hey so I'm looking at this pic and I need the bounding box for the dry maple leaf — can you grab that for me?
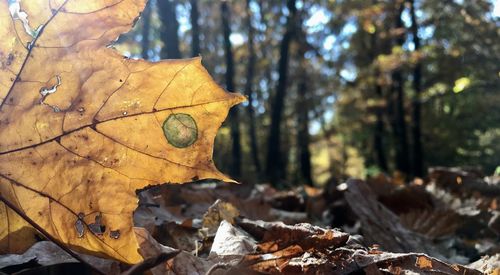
[0,0,244,264]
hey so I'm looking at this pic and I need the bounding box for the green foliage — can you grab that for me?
[117,0,500,182]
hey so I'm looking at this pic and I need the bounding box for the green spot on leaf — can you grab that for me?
[162,113,198,148]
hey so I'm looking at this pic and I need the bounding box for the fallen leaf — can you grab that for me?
[345,251,481,275]
[0,0,244,263]
[122,251,180,275]
[166,251,216,275]
[210,220,256,256]
[429,167,500,197]
[134,227,178,259]
[135,188,187,226]
[233,233,482,275]
[236,218,349,253]
[468,254,500,274]
[134,227,179,275]
[0,241,118,274]
[156,222,203,253]
[241,245,304,273]
[202,199,240,235]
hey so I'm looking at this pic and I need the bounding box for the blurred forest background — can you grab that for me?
[116,0,500,186]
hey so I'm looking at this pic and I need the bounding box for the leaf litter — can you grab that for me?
[2,168,499,274]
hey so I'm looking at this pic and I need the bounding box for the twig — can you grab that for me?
[121,251,180,275]
[0,193,105,275]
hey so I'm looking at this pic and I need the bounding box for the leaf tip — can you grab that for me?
[229,93,247,106]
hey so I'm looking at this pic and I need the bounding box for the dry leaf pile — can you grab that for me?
[2,173,499,274]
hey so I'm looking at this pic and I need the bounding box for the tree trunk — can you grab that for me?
[141,0,152,60]
[295,14,313,185]
[409,0,424,177]
[190,0,201,57]
[296,75,313,185]
[368,6,388,172]
[266,0,297,184]
[244,0,262,176]
[221,1,242,178]
[390,2,410,175]
[257,0,273,112]
[158,0,181,59]
[374,84,388,172]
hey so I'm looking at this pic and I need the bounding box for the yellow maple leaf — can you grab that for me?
[0,0,244,263]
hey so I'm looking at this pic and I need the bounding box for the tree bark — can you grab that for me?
[409,0,424,177]
[296,75,313,185]
[295,15,313,185]
[368,5,388,172]
[158,0,181,59]
[221,1,242,178]
[244,0,262,176]
[374,84,388,172]
[141,0,152,60]
[190,0,201,57]
[390,1,410,175]
[266,0,297,184]
[257,0,273,112]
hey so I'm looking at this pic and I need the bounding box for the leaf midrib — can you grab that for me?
[0,97,231,155]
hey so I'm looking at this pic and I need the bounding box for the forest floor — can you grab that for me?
[1,167,499,274]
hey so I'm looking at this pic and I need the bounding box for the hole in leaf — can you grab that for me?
[109,230,120,239]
